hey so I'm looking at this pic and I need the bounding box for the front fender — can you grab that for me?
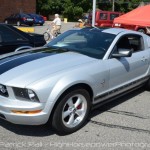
[48,73,97,104]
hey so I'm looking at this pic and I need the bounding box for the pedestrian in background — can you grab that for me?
[50,14,61,37]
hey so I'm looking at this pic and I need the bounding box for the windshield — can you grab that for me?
[46,28,116,59]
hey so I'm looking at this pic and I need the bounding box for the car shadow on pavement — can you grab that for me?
[0,87,146,136]
[88,87,150,135]
[0,120,55,136]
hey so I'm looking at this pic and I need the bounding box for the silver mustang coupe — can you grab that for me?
[0,27,150,135]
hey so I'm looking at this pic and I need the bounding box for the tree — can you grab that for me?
[36,0,63,16]
[36,0,146,21]
[97,0,146,12]
[63,0,92,21]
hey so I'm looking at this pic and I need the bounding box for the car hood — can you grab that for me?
[0,48,96,87]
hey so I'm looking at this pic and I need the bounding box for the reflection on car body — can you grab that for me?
[0,27,150,135]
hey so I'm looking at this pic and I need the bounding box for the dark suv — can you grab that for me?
[4,13,34,26]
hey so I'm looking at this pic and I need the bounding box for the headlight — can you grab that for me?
[0,84,9,97]
[13,87,39,102]
[27,89,39,102]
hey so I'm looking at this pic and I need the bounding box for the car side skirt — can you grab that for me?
[93,76,149,107]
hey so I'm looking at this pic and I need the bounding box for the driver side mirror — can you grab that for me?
[112,48,132,58]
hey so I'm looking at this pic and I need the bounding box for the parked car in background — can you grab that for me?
[28,14,45,26]
[87,10,123,27]
[4,13,34,26]
[0,27,150,135]
[0,24,46,55]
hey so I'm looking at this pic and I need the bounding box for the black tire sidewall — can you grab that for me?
[52,88,91,135]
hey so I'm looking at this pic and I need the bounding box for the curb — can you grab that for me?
[17,27,34,33]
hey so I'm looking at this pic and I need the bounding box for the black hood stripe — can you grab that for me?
[0,48,65,75]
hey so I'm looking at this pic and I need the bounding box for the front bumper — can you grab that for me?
[0,95,52,125]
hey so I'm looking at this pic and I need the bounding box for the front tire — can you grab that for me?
[52,88,91,135]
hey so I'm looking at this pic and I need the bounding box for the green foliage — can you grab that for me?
[36,0,92,21]
[36,0,148,20]
[97,0,147,12]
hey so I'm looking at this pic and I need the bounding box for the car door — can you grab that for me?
[108,34,149,92]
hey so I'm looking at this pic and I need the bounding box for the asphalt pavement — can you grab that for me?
[34,21,75,35]
[0,22,150,150]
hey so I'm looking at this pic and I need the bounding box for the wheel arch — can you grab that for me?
[48,83,94,124]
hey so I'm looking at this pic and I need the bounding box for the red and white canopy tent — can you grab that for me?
[114,5,150,27]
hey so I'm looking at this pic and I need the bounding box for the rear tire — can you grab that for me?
[43,32,50,41]
[52,88,91,135]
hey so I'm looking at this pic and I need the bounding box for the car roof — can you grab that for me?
[79,27,141,35]
[102,28,128,35]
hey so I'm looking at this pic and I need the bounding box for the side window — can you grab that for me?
[0,26,27,42]
[128,35,144,52]
[100,13,108,20]
[110,14,119,20]
[114,34,144,54]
